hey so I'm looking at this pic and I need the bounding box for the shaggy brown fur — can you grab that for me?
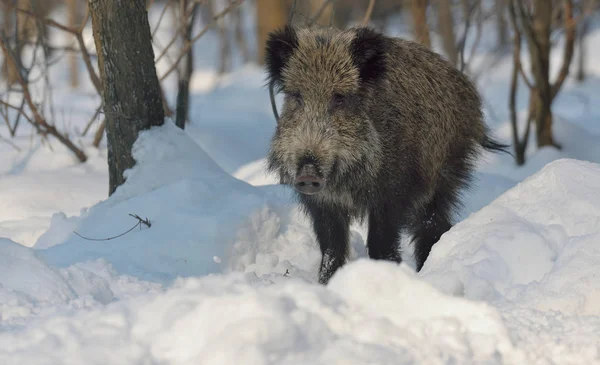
[265,25,508,284]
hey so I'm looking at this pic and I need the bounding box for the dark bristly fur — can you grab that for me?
[265,26,509,285]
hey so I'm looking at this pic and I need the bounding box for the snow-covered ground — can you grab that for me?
[1,3,600,364]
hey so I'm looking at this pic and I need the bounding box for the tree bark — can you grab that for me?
[67,0,79,88]
[409,0,431,47]
[531,0,553,148]
[175,0,198,129]
[233,0,249,63]
[307,0,334,26]
[1,1,13,82]
[575,0,590,82]
[217,13,230,75]
[255,0,287,65]
[90,0,165,195]
[508,5,527,166]
[495,0,508,49]
[435,0,458,65]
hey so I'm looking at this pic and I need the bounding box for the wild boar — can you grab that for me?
[264,25,508,284]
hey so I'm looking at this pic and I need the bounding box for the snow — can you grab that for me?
[2,4,600,364]
[5,135,600,364]
[37,122,272,283]
[0,259,524,365]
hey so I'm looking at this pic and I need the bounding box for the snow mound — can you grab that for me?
[0,260,518,365]
[422,159,600,311]
[225,204,368,283]
[421,159,600,363]
[36,122,273,284]
[3,132,600,363]
[233,158,279,186]
[0,238,160,326]
[0,144,107,247]
[0,238,78,322]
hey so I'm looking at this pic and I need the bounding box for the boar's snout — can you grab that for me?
[294,163,325,195]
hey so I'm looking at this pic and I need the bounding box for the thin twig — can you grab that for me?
[154,16,186,63]
[514,0,541,60]
[159,0,244,82]
[362,0,376,25]
[77,3,90,33]
[93,118,106,147]
[517,59,534,89]
[307,0,336,26]
[458,1,477,73]
[153,0,205,66]
[14,41,84,54]
[551,0,575,99]
[73,214,152,241]
[507,1,534,89]
[130,213,151,228]
[0,133,21,151]
[0,96,26,136]
[152,0,175,38]
[464,2,483,73]
[289,0,298,23]
[14,7,75,34]
[509,3,523,163]
[0,34,88,162]
[82,103,103,136]
[76,32,102,93]
[0,100,37,127]
[11,5,102,94]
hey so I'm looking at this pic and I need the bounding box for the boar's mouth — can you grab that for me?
[293,162,326,195]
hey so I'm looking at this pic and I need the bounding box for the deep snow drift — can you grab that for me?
[2,123,600,364]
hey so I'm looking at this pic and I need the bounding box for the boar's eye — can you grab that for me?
[331,93,346,110]
[288,92,304,109]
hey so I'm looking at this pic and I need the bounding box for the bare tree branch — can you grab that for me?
[152,0,176,38]
[307,0,336,26]
[159,0,244,82]
[0,34,87,162]
[551,0,575,99]
[458,0,477,72]
[289,0,299,23]
[82,103,103,136]
[362,0,376,25]
[11,5,102,94]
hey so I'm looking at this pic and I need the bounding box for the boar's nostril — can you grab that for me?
[294,175,325,195]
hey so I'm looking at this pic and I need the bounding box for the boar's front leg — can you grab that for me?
[366,204,403,263]
[303,201,350,284]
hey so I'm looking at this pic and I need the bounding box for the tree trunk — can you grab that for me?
[90,0,165,196]
[576,10,589,82]
[508,10,528,166]
[531,0,554,148]
[175,0,198,129]
[67,0,79,88]
[536,101,555,147]
[409,0,431,47]
[217,15,230,75]
[255,0,287,65]
[495,0,508,49]
[435,0,457,65]
[233,1,249,63]
[1,1,13,82]
[307,0,334,26]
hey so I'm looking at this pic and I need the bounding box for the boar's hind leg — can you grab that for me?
[366,204,403,263]
[411,189,454,272]
[305,203,350,285]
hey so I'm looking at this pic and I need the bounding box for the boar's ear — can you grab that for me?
[350,27,387,86]
[265,25,299,90]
